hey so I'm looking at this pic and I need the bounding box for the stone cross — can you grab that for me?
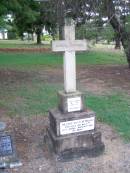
[52,19,87,93]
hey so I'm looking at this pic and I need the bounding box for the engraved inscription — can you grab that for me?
[60,117,95,135]
[67,97,81,112]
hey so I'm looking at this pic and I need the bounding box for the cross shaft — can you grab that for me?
[52,19,87,93]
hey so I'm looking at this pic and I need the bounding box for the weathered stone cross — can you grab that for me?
[52,19,87,93]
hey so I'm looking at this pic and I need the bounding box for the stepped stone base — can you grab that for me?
[45,109,104,161]
[46,129,104,161]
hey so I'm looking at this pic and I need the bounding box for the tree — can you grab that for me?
[103,0,130,68]
[0,0,56,44]
[56,0,130,68]
[101,24,114,44]
[12,0,40,42]
[13,0,57,44]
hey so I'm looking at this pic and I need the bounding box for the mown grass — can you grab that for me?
[0,49,129,140]
[0,52,62,69]
[0,82,60,116]
[0,79,130,140]
[0,50,127,70]
[77,51,126,65]
[0,40,50,48]
[86,93,130,141]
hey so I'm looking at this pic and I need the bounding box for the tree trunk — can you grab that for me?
[59,26,64,40]
[36,27,42,44]
[31,33,34,41]
[57,0,65,40]
[51,31,56,40]
[104,0,130,68]
[37,32,41,44]
[115,33,121,49]
[124,45,130,68]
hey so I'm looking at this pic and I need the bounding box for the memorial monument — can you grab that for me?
[46,18,104,161]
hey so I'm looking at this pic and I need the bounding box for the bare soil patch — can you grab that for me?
[1,65,130,93]
[1,115,130,173]
[77,65,130,94]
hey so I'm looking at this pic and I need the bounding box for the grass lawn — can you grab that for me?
[0,40,50,48]
[0,50,127,69]
[86,93,130,141]
[0,49,130,140]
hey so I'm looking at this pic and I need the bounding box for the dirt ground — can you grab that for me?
[0,64,130,173]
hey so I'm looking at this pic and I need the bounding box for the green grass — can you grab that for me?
[0,40,50,48]
[0,78,130,140]
[0,49,129,141]
[0,50,127,70]
[86,93,130,141]
[0,82,61,116]
[77,51,126,65]
[0,52,63,69]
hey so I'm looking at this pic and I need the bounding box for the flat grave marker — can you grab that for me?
[0,135,13,157]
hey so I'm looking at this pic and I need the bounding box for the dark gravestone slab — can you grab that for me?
[0,133,22,169]
[0,123,22,170]
[0,135,13,157]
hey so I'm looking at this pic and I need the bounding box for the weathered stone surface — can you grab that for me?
[52,19,87,93]
[58,90,85,113]
[46,109,104,161]
[47,18,104,162]
[46,127,104,161]
[49,109,95,137]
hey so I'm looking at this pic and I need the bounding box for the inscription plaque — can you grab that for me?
[0,135,13,156]
[67,97,81,112]
[60,117,95,135]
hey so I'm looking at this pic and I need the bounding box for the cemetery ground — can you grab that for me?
[0,47,130,172]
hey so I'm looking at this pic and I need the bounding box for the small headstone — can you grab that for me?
[0,123,22,170]
[0,135,13,157]
[0,132,17,167]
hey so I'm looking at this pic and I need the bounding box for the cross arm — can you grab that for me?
[52,40,87,52]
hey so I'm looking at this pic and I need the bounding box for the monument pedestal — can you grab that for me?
[46,19,104,161]
[58,90,85,113]
[46,91,104,161]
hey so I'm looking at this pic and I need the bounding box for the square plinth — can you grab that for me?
[58,91,85,113]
